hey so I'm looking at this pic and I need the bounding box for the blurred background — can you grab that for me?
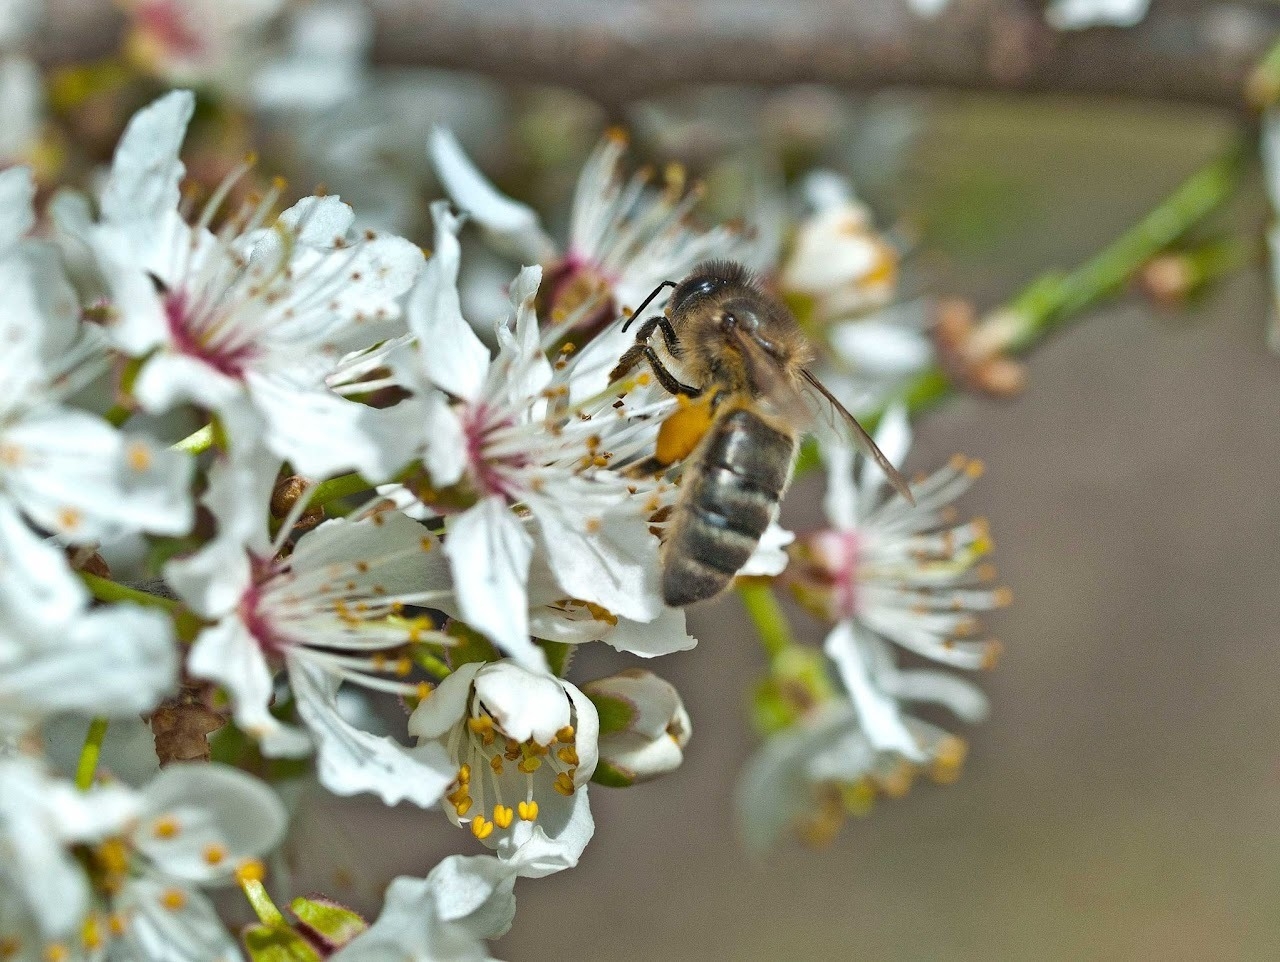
[19,0,1280,958]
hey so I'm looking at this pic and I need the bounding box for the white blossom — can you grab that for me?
[85,90,423,479]
[165,447,456,804]
[784,407,1003,763]
[376,202,678,668]
[122,0,286,91]
[409,660,597,864]
[1046,0,1150,29]
[582,669,690,785]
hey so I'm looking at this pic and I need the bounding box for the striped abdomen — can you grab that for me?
[662,407,797,606]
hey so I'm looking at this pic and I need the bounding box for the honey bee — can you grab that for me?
[609,260,913,607]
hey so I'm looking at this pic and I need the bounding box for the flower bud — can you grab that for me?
[583,670,691,787]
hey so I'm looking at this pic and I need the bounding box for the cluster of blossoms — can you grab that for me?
[1,79,1006,958]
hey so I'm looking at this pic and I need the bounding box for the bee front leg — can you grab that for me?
[614,344,702,398]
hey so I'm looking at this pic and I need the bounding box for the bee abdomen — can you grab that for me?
[662,408,796,607]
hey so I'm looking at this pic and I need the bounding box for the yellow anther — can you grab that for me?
[555,725,575,743]
[454,795,473,817]
[108,914,127,936]
[234,859,265,884]
[517,800,539,821]
[948,453,966,471]
[95,838,129,875]
[57,507,82,532]
[202,843,226,866]
[556,746,579,766]
[553,772,575,796]
[490,754,504,775]
[152,815,179,839]
[994,586,1014,607]
[468,716,495,737]
[160,888,187,912]
[43,944,69,962]
[394,656,412,677]
[81,916,103,950]
[878,763,914,799]
[371,652,387,670]
[416,682,433,701]
[125,440,152,472]
[420,536,434,551]
[965,458,985,479]
[585,516,602,533]
[0,938,19,960]
[492,805,514,829]
[457,763,472,783]
[931,736,969,784]
[470,816,494,840]
[981,640,1005,671]
[839,779,876,816]
[517,756,542,774]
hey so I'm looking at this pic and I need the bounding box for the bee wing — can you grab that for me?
[797,368,915,505]
[726,326,915,505]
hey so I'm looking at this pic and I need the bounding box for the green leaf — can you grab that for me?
[587,691,635,737]
[242,925,322,962]
[590,760,636,788]
[290,896,368,950]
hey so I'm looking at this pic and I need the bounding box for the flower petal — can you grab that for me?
[289,656,456,807]
[113,874,243,962]
[407,661,482,741]
[495,787,593,879]
[824,621,922,761]
[100,90,193,235]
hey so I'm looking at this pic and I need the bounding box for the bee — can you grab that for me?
[609,260,913,607]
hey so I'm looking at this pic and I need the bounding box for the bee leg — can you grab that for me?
[638,346,702,398]
[631,315,683,358]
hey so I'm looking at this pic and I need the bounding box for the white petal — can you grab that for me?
[135,763,287,883]
[289,656,456,807]
[820,440,858,529]
[133,351,245,413]
[471,662,571,746]
[100,91,193,233]
[828,316,933,376]
[249,375,419,482]
[164,534,253,619]
[113,875,243,962]
[495,787,593,879]
[824,622,921,761]
[187,617,311,757]
[1046,0,1150,29]
[0,501,87,634]
[885,668,990,722]
[407,661,482,741]
[408,202,491,400]
[531,495,663,624]
[0,164,34,255]
[0,605,177,728]
[600,606,696,658]
[421,391,468,487]
[562,680,599,785]
[429,127,555,263]
[738,521,794,577]
[443,498,544,671]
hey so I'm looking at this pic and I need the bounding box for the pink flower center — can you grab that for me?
[238,557,292,658]
[164,289,257,379]
[135,0,206,59]
[793,529,862,621]
[461,403,529,501]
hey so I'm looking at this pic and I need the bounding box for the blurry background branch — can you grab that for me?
[39,0,1280,112]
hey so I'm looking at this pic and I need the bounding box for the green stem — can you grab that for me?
[309,471,374,511]
[79,572,182,613]
[412,648,454,679]
[74,717,109,790]
[103,404,132,428]
[998,143,1246,353]
[736,579,797,660]
[240,877,286,927]
[172,424,214,455]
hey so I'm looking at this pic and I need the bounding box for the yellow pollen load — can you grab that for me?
[655,392,716,466]
[160,889,186,912]
[152,815,180,839]
[517,800,539,821]
[203,843,226,866]
[125,440,152,472]
[553,772,575,796]
[470,816,494,840]
[235,859,265,883]
[492,805,514,829]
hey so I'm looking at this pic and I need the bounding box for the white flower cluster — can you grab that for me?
[1,85,1002,958]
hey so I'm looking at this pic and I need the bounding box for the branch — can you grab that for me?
[36,1,1280,111]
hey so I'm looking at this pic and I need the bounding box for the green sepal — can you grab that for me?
[536,639,573,677]
[590,760,636,788]
[587,691,635,738]
[446,621,499,668]
[242,924,323,962]
[290,896,368,950]
[751,646,836,736]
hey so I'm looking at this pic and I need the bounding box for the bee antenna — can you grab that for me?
[621,280,678,333]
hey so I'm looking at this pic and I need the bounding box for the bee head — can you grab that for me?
[668,260,752,316]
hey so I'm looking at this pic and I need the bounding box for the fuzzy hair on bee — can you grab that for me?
[610,260,913,608]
